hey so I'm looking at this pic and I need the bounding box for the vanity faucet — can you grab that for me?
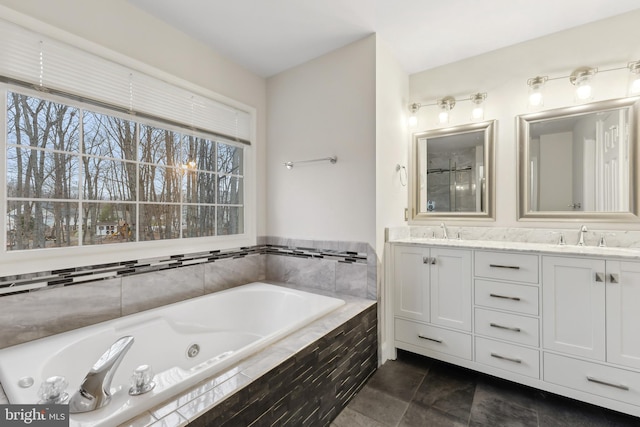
[440,222,448,240]
[69,336,134,414]
[577,225,588,246]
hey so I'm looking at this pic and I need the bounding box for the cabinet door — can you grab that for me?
[542,256,605,360]
[606,260,640,370]
[430,248,472,331]
[394,245,430,322]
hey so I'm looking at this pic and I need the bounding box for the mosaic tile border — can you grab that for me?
[0,244,368,297]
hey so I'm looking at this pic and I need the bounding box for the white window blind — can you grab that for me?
[0,18,251,144]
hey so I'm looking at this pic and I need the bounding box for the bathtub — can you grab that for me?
[0,282,345,426]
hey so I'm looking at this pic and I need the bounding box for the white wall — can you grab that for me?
[409,9,640,230]
[266,35,377,248]
[375,38,409,254]
[0,0,268,236]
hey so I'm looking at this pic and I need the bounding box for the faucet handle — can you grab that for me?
[129,364,156,396]
[38,376,69,404]
[599,234,607,248]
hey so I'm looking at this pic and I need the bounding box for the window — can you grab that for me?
[6,90,244,250]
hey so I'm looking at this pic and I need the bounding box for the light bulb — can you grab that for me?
[575,82,592,100]
[470,93,486,121]
[437,96,455,125]
[472,106,484,120]
[527,76,546,107]
[529,92,543,106]
[570,67,595,102]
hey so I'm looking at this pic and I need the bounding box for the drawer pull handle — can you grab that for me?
[586,376,629,391]
[490,352,522,364]
[490,322,521,332]
[489,293,521,301]
[489,264,520,270]
[417,334,442,344]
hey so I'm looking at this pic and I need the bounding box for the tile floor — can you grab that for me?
[331,350,640,427]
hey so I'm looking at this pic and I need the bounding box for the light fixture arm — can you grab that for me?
[438,96,456,110]
[569,66,597,86]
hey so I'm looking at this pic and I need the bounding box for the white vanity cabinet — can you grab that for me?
[542,256,640,369]
[389,241,640,417]
[472,251,541,379]
[393,245,472,360]
[541,255,640,412]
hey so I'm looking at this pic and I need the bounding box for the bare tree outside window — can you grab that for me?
[5,90,245,251]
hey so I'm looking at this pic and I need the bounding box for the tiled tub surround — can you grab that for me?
[0,283,347,426]
[0,237,376,349]
[0,289,376,427]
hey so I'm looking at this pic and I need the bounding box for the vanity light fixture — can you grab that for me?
[408,102,420,127]
[629,60,640,94]
[527,76,547,107]
[570,66,596,101]
[407,93,487,126]
[438,96,456,124]
[470,92,487,120]
[527,59,640,106]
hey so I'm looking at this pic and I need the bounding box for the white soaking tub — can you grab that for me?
[0,282,345,426]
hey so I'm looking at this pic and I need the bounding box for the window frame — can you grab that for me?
[1,84,255,277]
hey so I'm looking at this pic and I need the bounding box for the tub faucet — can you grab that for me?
[69,336,134,414]
[440,222,448,240]
[577,225,588,246]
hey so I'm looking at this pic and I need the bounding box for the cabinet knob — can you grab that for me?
[595,273,605,283]
[422,256,430,264]
[609,274,619,284]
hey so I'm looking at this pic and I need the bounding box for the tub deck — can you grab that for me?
[0,282,376,427]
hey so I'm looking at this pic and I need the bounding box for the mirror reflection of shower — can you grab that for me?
[426,159,478,212]
[414,122,494,218]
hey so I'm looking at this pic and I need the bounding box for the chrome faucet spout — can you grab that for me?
[440,222,448,240]
[578,225,588,246]
[69,336,134,414]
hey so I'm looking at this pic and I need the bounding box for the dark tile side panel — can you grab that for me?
[190,304,378,427]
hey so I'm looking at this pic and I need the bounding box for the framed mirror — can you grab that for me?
[409,120,496,221]
[517,97,640,221]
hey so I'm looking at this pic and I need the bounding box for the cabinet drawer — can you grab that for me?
[475,337,540,378]
[475,251,539,284]
[395,317,472,360]
[474,308,539,347]
[475,279,539,315]
[544,352,640,407]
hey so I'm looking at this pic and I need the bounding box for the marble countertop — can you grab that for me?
[389,237,640,260]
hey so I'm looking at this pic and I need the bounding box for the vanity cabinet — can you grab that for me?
[542,256,606,360]
[472,251,541,379]
[543,256,640,369]
[390,242,640,417]
[394,245,472,331]
[393,245,472,360]
[541,256,640,412]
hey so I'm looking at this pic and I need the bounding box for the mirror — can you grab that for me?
[410,120,496,221]
[517,97,640,221]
